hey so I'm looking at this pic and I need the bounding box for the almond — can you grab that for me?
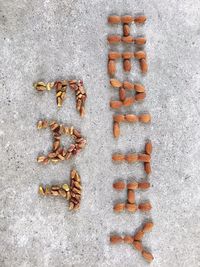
[121,36,134,43]
[119,88,126,101]
[145,141,152,155]
[121,15,133,23]
[114,203,125,213]
[110,100,123,109]
[110,78,122,88]
[122,52,134,59]
[125,114,138,122]
[134,37,147,45]
[127,190,135,204]
[134,83,145,93]
[140,59,148,73]
[123,59,131,72]
[107,35,121,44]
[127,182,138,190]
[134,51,146,59]
[134,230,144,241]
[123,97,135,107]
[123,81,135,90]
[113,181,126,190]
[144,162,151,175]
[108,60,116,76]
[113,114,125,123]
[123,24,130,36]
[142,250,154,263]
[110,235,123,244]
[125,203,137,213]
[139,113,151,123]
[112,153,125,161]
[138,182,150,190]
[108,15,121,24]
[138,202,152,212]
[125,153,138,163]
[124,235,134,244]
[135,92,146,101]
[134,15,147,24]
[138,153,151,162]
[143,222,154,233]
[108,51,121,60]
[133,241,143,251]
[113,122,120,138]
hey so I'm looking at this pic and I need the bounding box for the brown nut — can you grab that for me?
[135,92,146,101]
[108,51,121,60]
[110,100,123,109]
[122,36,134,43]
[108,60,116,76]
[110,78,122,88]
[113,122,120,138]
[125,114,138,122]
[138,153,151,162]
[142,250,154,263]
[134,83,145,93]
[139,114,151,123]
[134,51,146,59]
[113,181,126,190]
[112,154,125,162]
[134,15,147,24]
[121,15,133,23]
[127,190,135,204]
[123,97,135,107]
[123,81,135,90]
[138,202,152,212]
[133,241,143,251]
[145,141,152,155]
[110,235,123,244]
[138,182,150,190]
[134,230,144,241]
[123,59,131,72]
[140,59,148,73]
[113,114,125,123]
[124,235,134,244]
[119,88,126,101]
[125,203,137,213]
[134,37,147,45]
[122,52,134,59]
[143,222,154,233]
[107,35,121,44]
[125,154,138,163]
[123,24,130,36]
[127,182,138,190]
[144,162,151,175]
[108,15,121,24]
[114,203,125,213]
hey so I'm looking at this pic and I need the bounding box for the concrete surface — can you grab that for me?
[1,0,200,266]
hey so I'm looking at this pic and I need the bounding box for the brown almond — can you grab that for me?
[142,250,154,263]
[139,113,151,123]
[133,241,143,251]
[108,15,121,24]
[124,235,134,244]
[123,24,130,36]
[113,181,126,190]
[140,59,148,73]
[125,114,138,122]
[135,92,146,101]
[138,202,152,212]
[134,83,145,93]
[134,37,147,45]
[127,182,138,190]
[110,235,123,244]
[119,88,126,101]
[123,97,135,107]
[144,162,151,175]
[123,59,131,72]
[107,35,121,44]
[138,182,150,190]
[123,81,135,90]
[122,36,134,43]
[113,122,120,138]
[127,190,135,204]
[145,141,152,155]
[114,203,125,213]
[122,52,134,59]
[134,15,147,24]
[121,15,133,23]
[125,153,138,163]
[143,222,154,233]
[110,100,123,109]
[112,153,125,161]
[108,60,116,76]
[134,230,144,241]
[125,203,137,213]
[58,189,67,198]
[138,153,151,162]
[108,51,121,59]
[113,114,125,123]
[134,51,146,59]
[110,79,122,88]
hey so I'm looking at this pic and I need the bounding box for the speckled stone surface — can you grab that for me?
[1,0,200,266]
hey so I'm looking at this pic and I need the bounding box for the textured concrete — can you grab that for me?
[1,0,200,266]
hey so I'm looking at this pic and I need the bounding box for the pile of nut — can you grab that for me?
[34,80,87,117]
[37,120,86,164]
[108,14,153,263]
[112,141,152,175]
[110,78,146,108]
[110,221,154,263]
[38,169,82,211]
[113,113,151,138]
[108,51,148,75]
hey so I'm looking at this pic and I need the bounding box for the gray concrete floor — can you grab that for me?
[1,0,200,266]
